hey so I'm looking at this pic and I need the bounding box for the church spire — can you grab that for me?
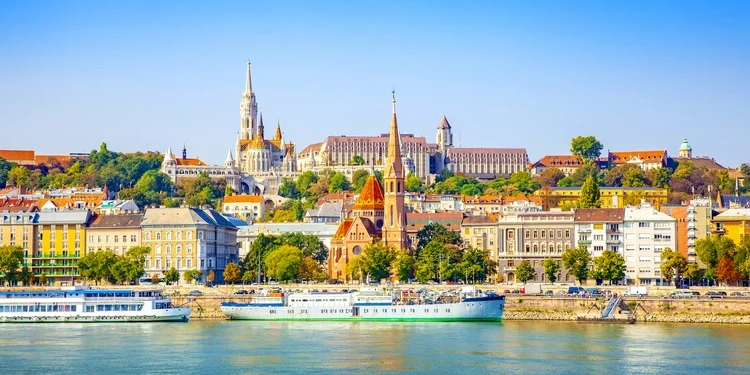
[384,88,403,178]
[258,113,265,139]
[274,121,282,140]
[382,88,408,250]
[245,60,252,93]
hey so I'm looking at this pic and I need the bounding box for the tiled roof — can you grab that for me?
[573,208,625,222]
[462,215,496,225]
[447,147,527,155]
[406,212,463,226]
[174,158,207,166]
[34,155,74,165]
[438,115,451,130]
[671,157,725,170]
[462,195,501,204]
[532,155,584,168]
[358,217,380,237]
[503,193,542,204]
[0,150,35,162]
[609,150,666,164]
[299,142,323,156]
[89,213,143,228]
[352,176,384,211]
[332,218,354,241]
[223,195,264,204]
[325,134,429,146]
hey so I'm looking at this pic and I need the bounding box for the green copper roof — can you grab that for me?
[679,138,691,150]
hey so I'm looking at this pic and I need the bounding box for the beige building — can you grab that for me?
[86,214,143,256]
[496,212,574,284]
[461,215,499,257]
[140,208,239,283]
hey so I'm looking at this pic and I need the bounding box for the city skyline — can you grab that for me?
[1,1,749,166]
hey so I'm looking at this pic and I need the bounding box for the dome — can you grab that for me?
[679,138,691,151]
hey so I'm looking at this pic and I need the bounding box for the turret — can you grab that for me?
[225,149,235,168]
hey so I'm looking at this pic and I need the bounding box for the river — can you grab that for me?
[1,321,748,374]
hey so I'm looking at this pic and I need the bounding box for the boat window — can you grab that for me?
[40,305,46,312]
[71,306,77,312]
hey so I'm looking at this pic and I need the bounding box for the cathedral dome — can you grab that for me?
[353,175,384,210]
[679,138,691,151]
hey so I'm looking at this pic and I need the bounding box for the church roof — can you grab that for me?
[299,142,323,156]
[174,158,207,166]
[679,138,691,151]
[352,176,384,210]
[438,115,451,130]
[274,124,282,140]
[332,218,353,241]
[608,150,667,164]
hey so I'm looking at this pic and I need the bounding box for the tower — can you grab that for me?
[225,149,235,168]
[679,138,692,158]
[382,90,408,250]
[240,60,258,141]
[436,115,453,153]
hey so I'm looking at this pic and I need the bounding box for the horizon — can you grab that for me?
[1,1,749,167]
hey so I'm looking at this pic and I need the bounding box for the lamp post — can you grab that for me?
[439,254,443,285]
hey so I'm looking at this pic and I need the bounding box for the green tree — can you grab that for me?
[568,163,603,187]
[164,267,180,285]
[0,245,24,286]
[345,256,365,282]
[206,269,215,286]
[405,172,423,193]
[224,262,241,284]
[350,155,366,165]
[39,272,48,286]
[684,263,704,284]
[646,167,671,189]
[77,251,117,285]
[414,241,445,283]
[570,136,604,161]
[393,250,415,283]
[591,250,626,285]
[660,247,688,287]
[89,142,118,168]
[297,256,321,281]
[328,172,350,193]
[151,273,161,284]
[557,176,574,187]
[696,236,737,274]
[184,269,202,284]
[361,243,397,282]
[242,270,255,284]
[277,232,329,265]
[543,258,560,284]
[296,171,318,197]
[264,245,304,282]
[535,168,566,187]
[622,168,648,187]
[0,157,17,188]
[278,178,300,199]
[6,166,31,188]
[562,246,591,285]
[182,172,223,207]
[415,222,462,253]
[515,260,536,284]
[579,174,601,208]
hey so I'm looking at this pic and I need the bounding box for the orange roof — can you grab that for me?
[503,193,542,205]
[299,142,323,156]
[353,176,384,210]
[174,158,207,166]
[461,195,501,204]
[223,195,263,203]
[532,155,583,168]
[609,151,666,164]
[34,155,73,164]
[332,218,354,240]
[0,150,35,162]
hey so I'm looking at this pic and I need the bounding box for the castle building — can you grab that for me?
[298,115,528,181]
[328,93,410,281]
[161,61,297,196]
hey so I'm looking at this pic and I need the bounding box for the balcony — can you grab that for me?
[606,239,620,244]
[503,267,516,272]
[577,228,592,233]
[578,240,592,245]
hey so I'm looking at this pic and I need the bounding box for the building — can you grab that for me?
[660,198,713,263]
[461,195,503,215]
[405,212,463,248]
[86,214,143,256]
[0,150,87,166]
[95,200,140,215]
[607,150,668,171]
[670,138,726,171]
[0,212,39,285]
[299,115,528,181]
[711,208,750,245]
[237,222,338,261]
[529,155,586,176]
[160,146,242,193]
[575,203,677,285]
[461,214,498,252]
[404,193,461,213]
[538,187,668,209]
[35,211,91,286]
[222,195,265,221]
[0,150,36,165]
[328,93,409,280]
[622,203,676,285]
[140,207,239,283]
[496,211,574,284]
[501,193,543,213]
[304,202,344,223]
[717,194,750,210]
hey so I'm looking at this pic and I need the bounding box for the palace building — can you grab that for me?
[328,93,409,281]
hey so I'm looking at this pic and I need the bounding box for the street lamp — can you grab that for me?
[439,254,443,285]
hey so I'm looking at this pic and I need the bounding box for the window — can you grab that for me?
[508,260,515,267]
[166,245,171,254]
[639,246,650,252]
[97,235,102,243]
[533,230,538,239]
[525,231,530,239]
[556,230,562,239]
[654,234,671,241]
[639,256,651,262]
[187,258,192,268]
[156,245,162,254]
[131,235,137,242]
[114,235,118,243]
[624,222,634,228]
[146,232,151,240]
[541,230,546,239]
[626,245,635,251]
[638,234,650,240]
[166,232,172,240]
[594,235,603,241]
[156,232,161,240]
[187,244,192,254]
[654,222,671,229]
[638,222,650,228]
[594,246,604,251]
[565,230,570,239]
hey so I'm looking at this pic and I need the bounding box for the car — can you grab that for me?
[544,290,554,296]
[234,290,249,295]
[511,289,521,294]
[586,288,603,296]
[187,290,202,296]
[705,291,725,298]
[567,286,586,296]
[556,290,566,295]
[730,291,743,297]
[669,291,698,299]
[268,280,280,285]
[503,290,511,294]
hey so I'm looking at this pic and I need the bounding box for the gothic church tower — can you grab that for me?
[240,60,258,141]
[382,90,408,250]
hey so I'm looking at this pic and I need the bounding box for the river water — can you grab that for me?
[1,321,748,374]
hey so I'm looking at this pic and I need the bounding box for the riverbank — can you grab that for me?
[176,294,750,324]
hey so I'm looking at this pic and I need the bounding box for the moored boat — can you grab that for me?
[0,286,192,323]
[221,286,504,322]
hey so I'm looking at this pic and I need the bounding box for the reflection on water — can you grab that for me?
[1,321,749,374]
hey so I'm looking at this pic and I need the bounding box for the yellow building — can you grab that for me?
[140,208,239,283]
[86,214,143,255]
[537,187,668,209]
[0,212,38,272]
[34,211,90,285]
[711,208,750,244]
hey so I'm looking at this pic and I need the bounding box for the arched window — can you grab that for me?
[187,244,192,254]
[525,245,530,253]
[176,244,182,254]
[177,231,182,240]
[176,257,182,269]
[533,244,538,253]
[166,232,171,240]
[187,232,193,240]
[390,181,394,192]
[156,245,161,254]
[541,244,546,253]
[187,258,192,268]
[389,206,394,227]
[146,232,151,241]
[166,245,171,254]
[156,232,161,240]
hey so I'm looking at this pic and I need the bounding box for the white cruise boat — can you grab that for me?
[0,286,192,323]
[221,286,504,322]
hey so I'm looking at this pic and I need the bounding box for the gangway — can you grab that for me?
[600,295,622,319]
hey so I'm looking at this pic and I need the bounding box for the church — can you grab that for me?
[328,92,409,281]
[162,61,298,195]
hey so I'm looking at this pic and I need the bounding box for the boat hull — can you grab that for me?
[222,298,504,322]
[0,307,192,323]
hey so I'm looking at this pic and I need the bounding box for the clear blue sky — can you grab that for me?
[1,1,749,166]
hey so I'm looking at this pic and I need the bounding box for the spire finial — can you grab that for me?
[245,60,253,93]
[391,87,396,114]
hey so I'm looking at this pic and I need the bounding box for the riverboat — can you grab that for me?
[221,286,504,322]
[0,286,192,323]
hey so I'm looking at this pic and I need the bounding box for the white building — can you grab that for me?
[237,222,338,261]
[622,202,676,285]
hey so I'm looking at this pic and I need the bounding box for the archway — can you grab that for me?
[507,272,515,283]
[240,182,250,195]
[263,199,274,212]
[253,186,262,195]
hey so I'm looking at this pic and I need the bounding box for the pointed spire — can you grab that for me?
[182,143,187,160]
[164,147,174,161]
[225,149,234,163]
[258,113,265,139]
[274,121,282,140]
[384,88,403,178]
[438,115,451,129]
[244,60,252,93]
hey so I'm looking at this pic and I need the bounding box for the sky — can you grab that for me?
[1,1,749,166]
